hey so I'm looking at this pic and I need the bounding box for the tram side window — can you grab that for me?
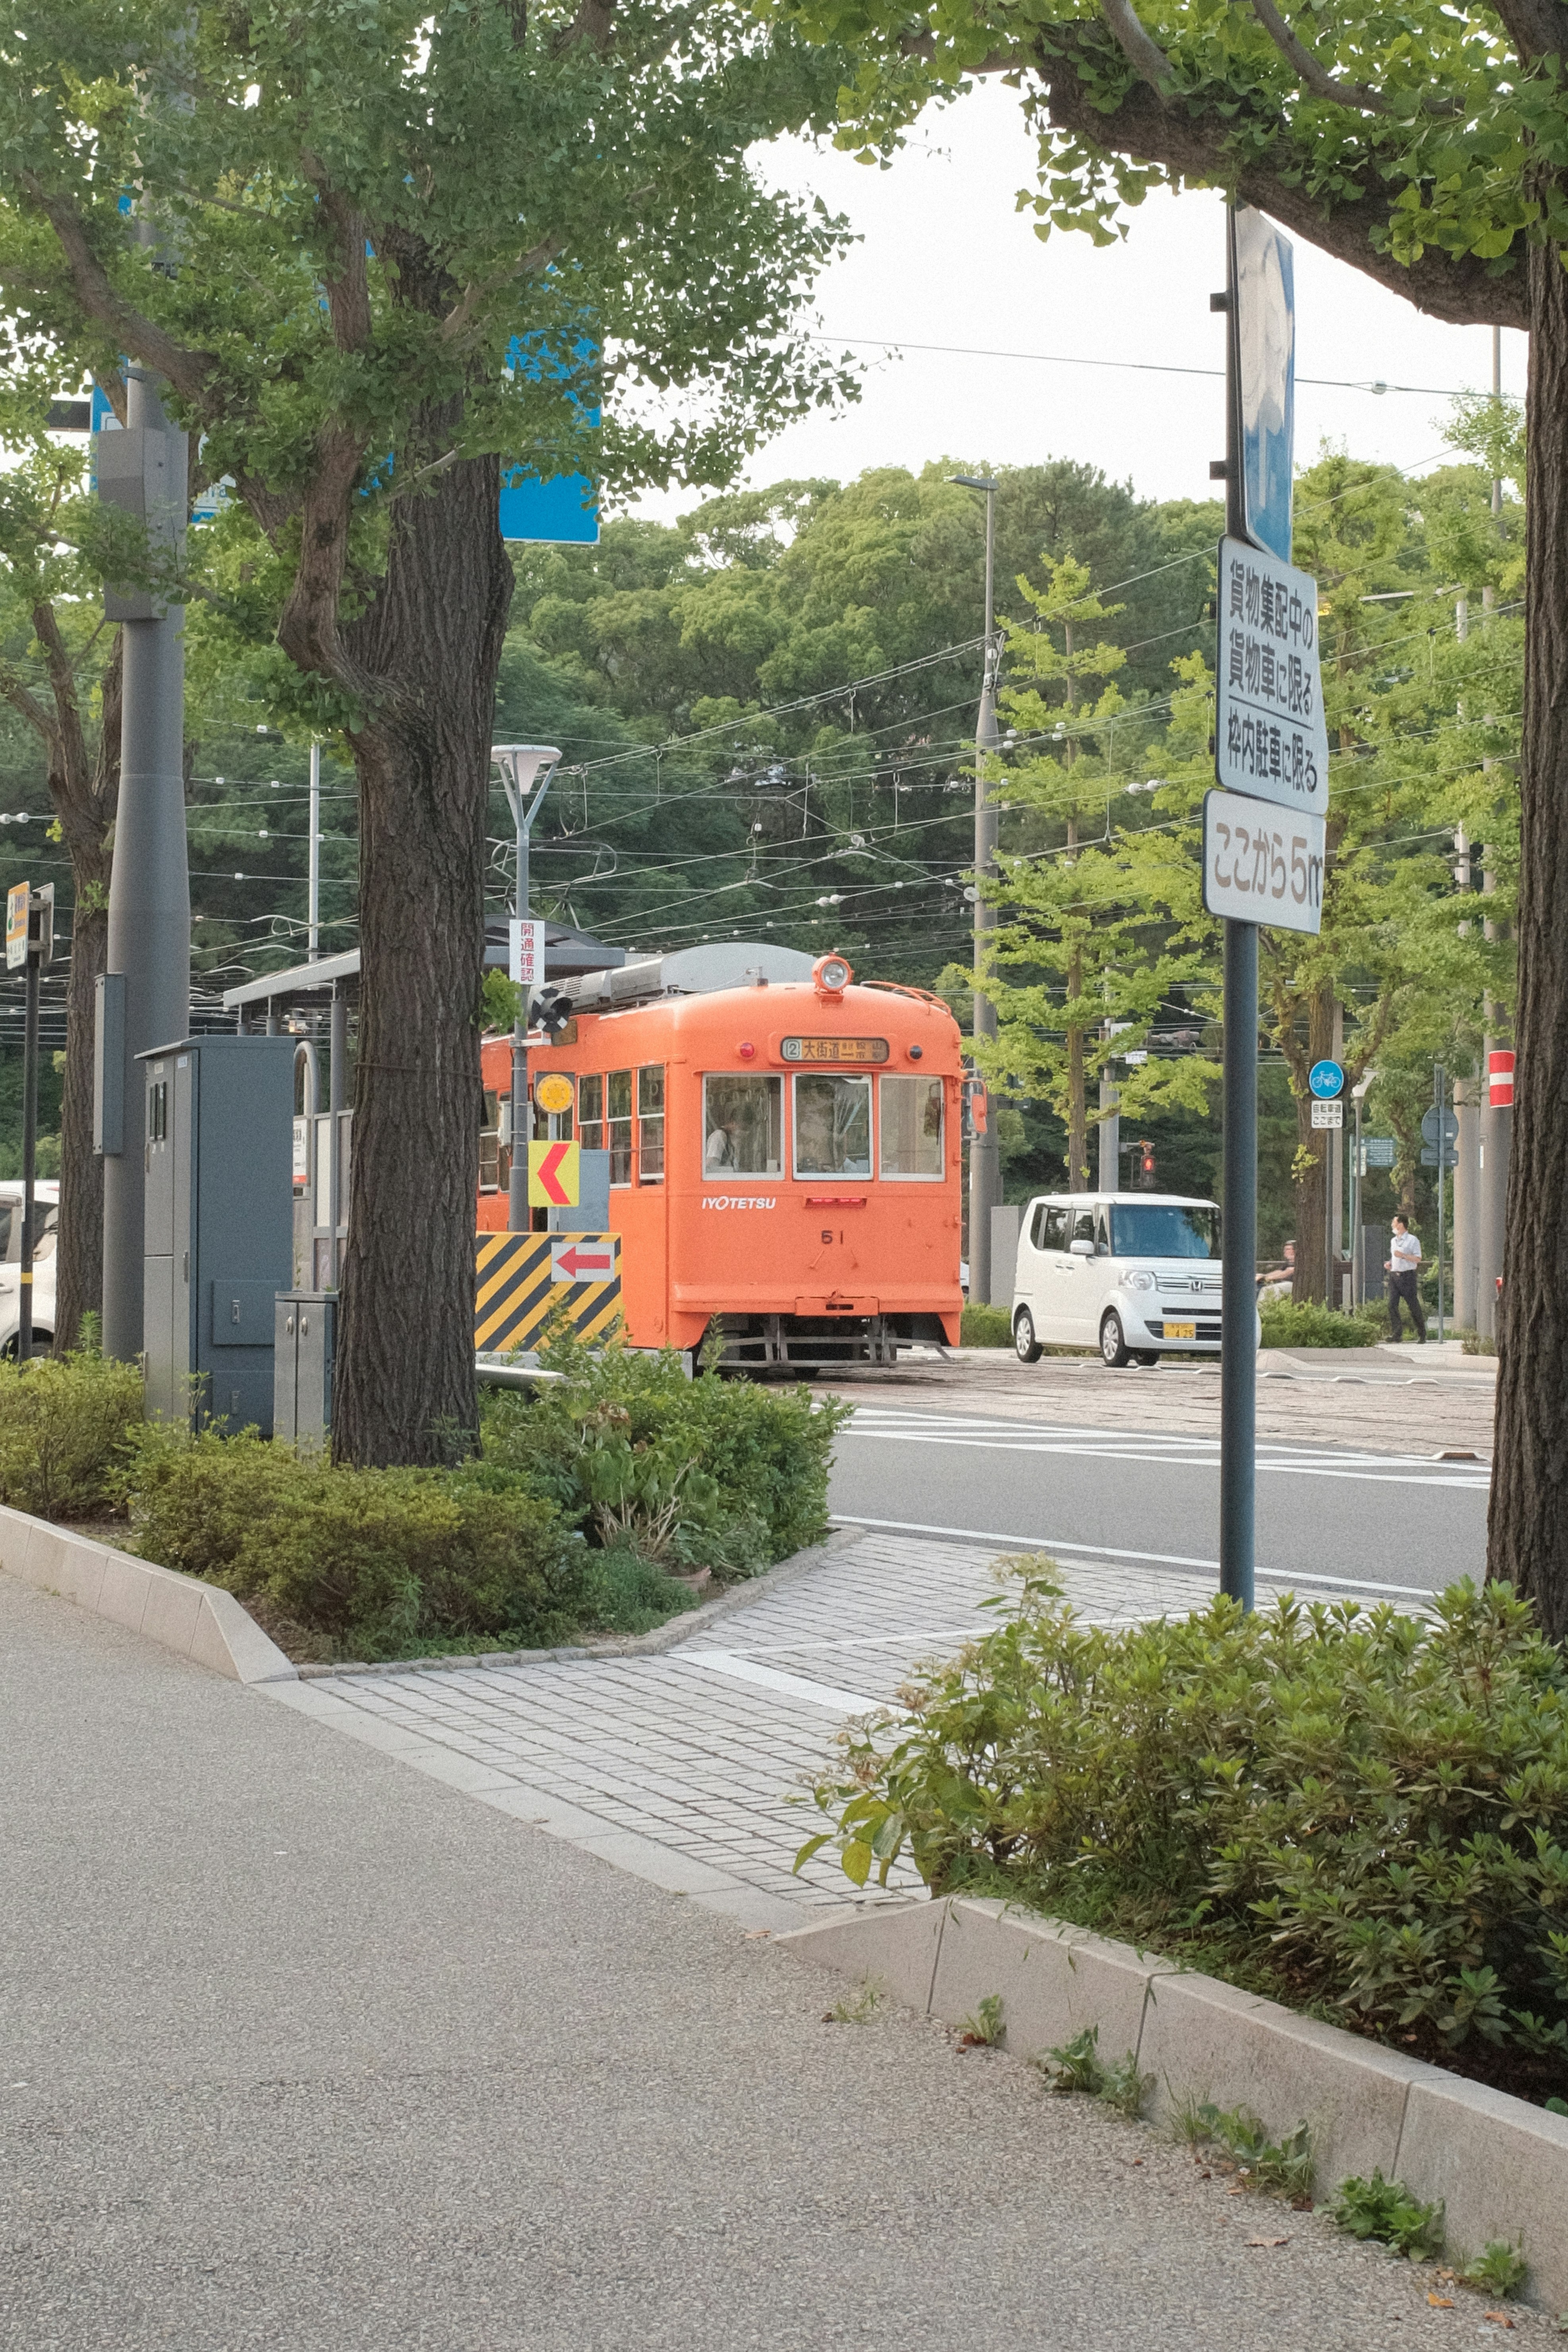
[794,1073,871,1179]
[579,1073,603,1153]
[607,1069,633,1185]
[638,1065,665,1182]
[703,1075,782,1175]
[879,1075,944,1179]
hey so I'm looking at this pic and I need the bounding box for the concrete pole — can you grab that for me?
[1330,1000,1344,1301]
[969,481,1001,1305]
[1477,868,1510,1342]
[1097,1020,1120,1191]
[100,373,190,1362]
[1451,817,1478,1332]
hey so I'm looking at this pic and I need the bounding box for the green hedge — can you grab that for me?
[0,1337,849,1663]
[0,1346,144,1519]
[1259,1299,1390,1349]
[801,1563,1568,2108]
[961,1302,1012,1349]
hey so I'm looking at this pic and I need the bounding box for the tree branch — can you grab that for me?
[1029,33,1529,330]
[0,659,58,750]
[441,235,563,346]
[1247,0,1458,116]
[1098,0,1177,101]
[18,178,220,407]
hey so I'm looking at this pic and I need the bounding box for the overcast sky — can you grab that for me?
[633,81,1525,524]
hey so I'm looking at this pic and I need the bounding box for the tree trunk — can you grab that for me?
[1488,240,1568,1637]
[43,627,119,1356]
[330,448,512,1467]
[54,894,107,1349]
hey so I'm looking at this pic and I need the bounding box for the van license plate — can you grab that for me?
[1164,1320,1197,1341]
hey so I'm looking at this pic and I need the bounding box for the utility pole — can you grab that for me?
[307,740,321,961]
[492,745,561,1233]
[950,473,1002,1306]
[95,370,191,1361]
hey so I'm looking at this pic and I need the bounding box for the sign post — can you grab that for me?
[492,745,561,1234]
[1208,204,1308,1614]
[1421,1074,1459,1342]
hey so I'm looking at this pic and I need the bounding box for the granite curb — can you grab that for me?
[779,1893,1568,2312]
[296,1523,862,1678]
[0,1502,296,1685]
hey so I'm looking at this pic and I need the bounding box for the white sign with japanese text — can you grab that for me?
[1310,1098,1344,1129]
[1202,788,1324,935]
[509,917,545,990]
[1215,535,1328,817]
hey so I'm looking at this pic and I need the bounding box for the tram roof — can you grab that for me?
[560,940,816,1014]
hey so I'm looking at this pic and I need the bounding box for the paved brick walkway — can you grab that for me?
[269,1532,1248,1927]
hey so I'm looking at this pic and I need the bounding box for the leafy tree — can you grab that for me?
[0,0,858,1463]
[0,428,121,1348]
[771,0,1568,1629]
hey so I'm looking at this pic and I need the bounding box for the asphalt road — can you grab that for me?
[828,1398,1489,1600]
[2,1575,1496,2352]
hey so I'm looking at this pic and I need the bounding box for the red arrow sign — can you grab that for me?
[551,1240,614,1281]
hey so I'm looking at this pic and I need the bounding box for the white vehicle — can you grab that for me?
[0,1180,59,1355]
[1011,1190,1224,1368]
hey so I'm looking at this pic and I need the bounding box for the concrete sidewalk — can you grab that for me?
[4,1571,1527,2351]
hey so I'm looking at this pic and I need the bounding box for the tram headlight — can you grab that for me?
[815,955,851,994]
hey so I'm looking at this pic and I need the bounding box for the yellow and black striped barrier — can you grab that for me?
[475,1231,622,1355]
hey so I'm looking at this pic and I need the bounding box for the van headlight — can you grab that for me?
[1123,1270,1155,1292]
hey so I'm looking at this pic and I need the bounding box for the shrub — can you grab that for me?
[122,1428,596,1660]
[0,1346,144,1519]
[1259,1299,1388,1349]
[961,1302,1011,1348]
[481,1332,849,1572]
[798,1564,1568,2104]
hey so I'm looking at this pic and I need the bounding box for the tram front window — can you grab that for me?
[793,1073,871,1178]
[703,1075,782,1175]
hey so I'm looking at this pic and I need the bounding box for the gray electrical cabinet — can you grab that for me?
[140,1035,294,1433]
[274,1291,337,1450]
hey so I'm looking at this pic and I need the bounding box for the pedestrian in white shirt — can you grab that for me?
[1384,1214,1426,1342]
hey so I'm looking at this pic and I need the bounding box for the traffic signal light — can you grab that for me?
[1136,1140,1156,1189]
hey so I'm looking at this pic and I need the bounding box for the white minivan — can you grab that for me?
[0,1180,58,1355]
[1011,1190,1224,1368]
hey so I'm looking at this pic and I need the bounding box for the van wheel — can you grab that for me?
[1132,1350,1159,1368]
[1100,1311,1132,1369]
[1013,1307,1043,1364]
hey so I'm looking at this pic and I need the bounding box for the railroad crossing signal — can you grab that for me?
[528,1138,579,1207]
[536,1071,575,1116]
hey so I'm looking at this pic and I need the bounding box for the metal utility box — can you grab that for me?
[546,1146,611,1233]
[140,1035,294,1432]
[274,1291,337,1450]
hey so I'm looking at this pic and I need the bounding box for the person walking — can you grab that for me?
[1384,1212,1427,1342]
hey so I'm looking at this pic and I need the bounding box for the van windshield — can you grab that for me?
[1111,1203,1218,1260]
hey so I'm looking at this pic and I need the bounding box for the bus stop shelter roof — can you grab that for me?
[220,919,626,1018]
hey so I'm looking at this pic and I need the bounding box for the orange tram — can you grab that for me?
[478,942,966,1370]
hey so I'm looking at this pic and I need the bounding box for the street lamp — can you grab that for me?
[492,744,561,1233]
[948,472,1001,1307]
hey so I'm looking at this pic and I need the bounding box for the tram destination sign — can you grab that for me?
[1202,787,1325,935]
[780,1036,889,1064]
[1215,535,1328,819]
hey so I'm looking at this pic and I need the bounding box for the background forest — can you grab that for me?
[0,425,1522,1283]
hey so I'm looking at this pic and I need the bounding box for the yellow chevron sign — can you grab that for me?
[475,1230,621,1355]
